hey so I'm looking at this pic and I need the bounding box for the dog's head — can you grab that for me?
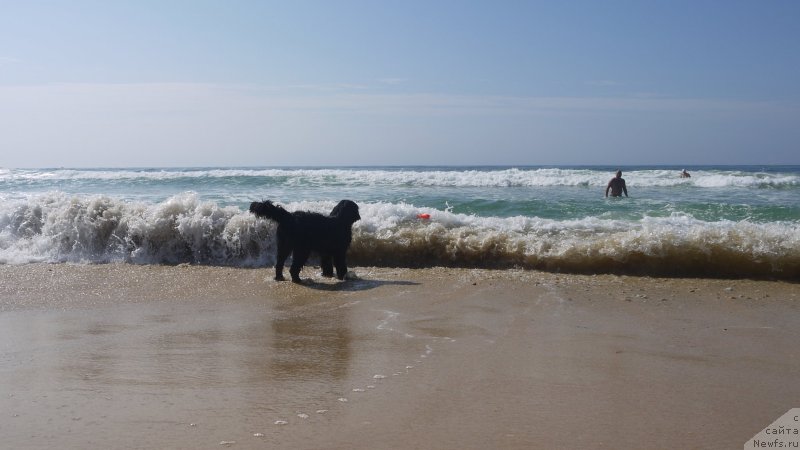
[248,200,274,218]
[330,200,361,224]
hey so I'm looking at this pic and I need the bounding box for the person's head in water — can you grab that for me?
[616,170,622,178]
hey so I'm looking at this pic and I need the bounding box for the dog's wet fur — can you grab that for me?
[249,200,360,283]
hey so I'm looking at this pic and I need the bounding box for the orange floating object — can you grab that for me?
[417,213,431,220]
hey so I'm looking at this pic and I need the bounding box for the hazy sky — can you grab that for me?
[1,1,798,168]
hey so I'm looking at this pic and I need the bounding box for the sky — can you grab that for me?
[1,0,798,168]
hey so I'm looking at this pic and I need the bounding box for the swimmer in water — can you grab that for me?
[605,170,628,197]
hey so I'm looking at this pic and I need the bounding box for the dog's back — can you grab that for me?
[287,211,353,252]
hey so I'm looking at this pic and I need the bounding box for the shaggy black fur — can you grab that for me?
[249,200,361,283]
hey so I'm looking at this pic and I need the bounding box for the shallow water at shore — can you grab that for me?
[1,264,799,449]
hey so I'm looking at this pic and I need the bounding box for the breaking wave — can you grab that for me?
[1,192,798,279]
[3,167,799,189]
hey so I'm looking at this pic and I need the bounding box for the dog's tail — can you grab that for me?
[249,200,294,225]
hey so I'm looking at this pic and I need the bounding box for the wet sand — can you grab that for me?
[1,263,799,449]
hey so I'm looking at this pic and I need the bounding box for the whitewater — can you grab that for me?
[1,166,798,279]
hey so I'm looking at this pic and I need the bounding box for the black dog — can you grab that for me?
[249,200,360,283]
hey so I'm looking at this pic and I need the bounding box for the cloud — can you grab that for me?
[282,83,371,92]
[0,82,786,118]
[378,78,408,85]
[0,82,796,167]
[585,80,622,87]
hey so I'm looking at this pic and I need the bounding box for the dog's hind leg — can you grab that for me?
[320,255,334,277]
[289,247,311,283]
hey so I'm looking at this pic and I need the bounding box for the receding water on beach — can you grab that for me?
[1,166,798,278]
[4,263,796,449]
[0,284,436,449]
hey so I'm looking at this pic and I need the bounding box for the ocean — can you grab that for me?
[1,166,798,279]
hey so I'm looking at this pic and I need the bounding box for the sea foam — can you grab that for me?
[0,192,272,265]
[1,193,798,279]
[3,167,798,188]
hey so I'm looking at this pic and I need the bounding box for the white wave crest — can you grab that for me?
[1,194,798,278]
[2,167,797,189]
[0,192,272,265]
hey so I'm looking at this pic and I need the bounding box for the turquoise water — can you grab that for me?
[1,166,798,278]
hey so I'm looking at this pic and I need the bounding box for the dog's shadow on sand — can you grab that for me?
[299,278,420,292]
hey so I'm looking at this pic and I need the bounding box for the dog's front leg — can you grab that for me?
[274,241,291,281]
[333,252,348,280]
[320,255,334,277]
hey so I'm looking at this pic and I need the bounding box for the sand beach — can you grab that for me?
[1,263,798,449]
[4,1,800,447]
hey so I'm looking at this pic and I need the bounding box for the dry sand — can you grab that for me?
[1,263,799,449]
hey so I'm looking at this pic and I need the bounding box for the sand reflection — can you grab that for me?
[46,301,353,391]
[268,301,351,382]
